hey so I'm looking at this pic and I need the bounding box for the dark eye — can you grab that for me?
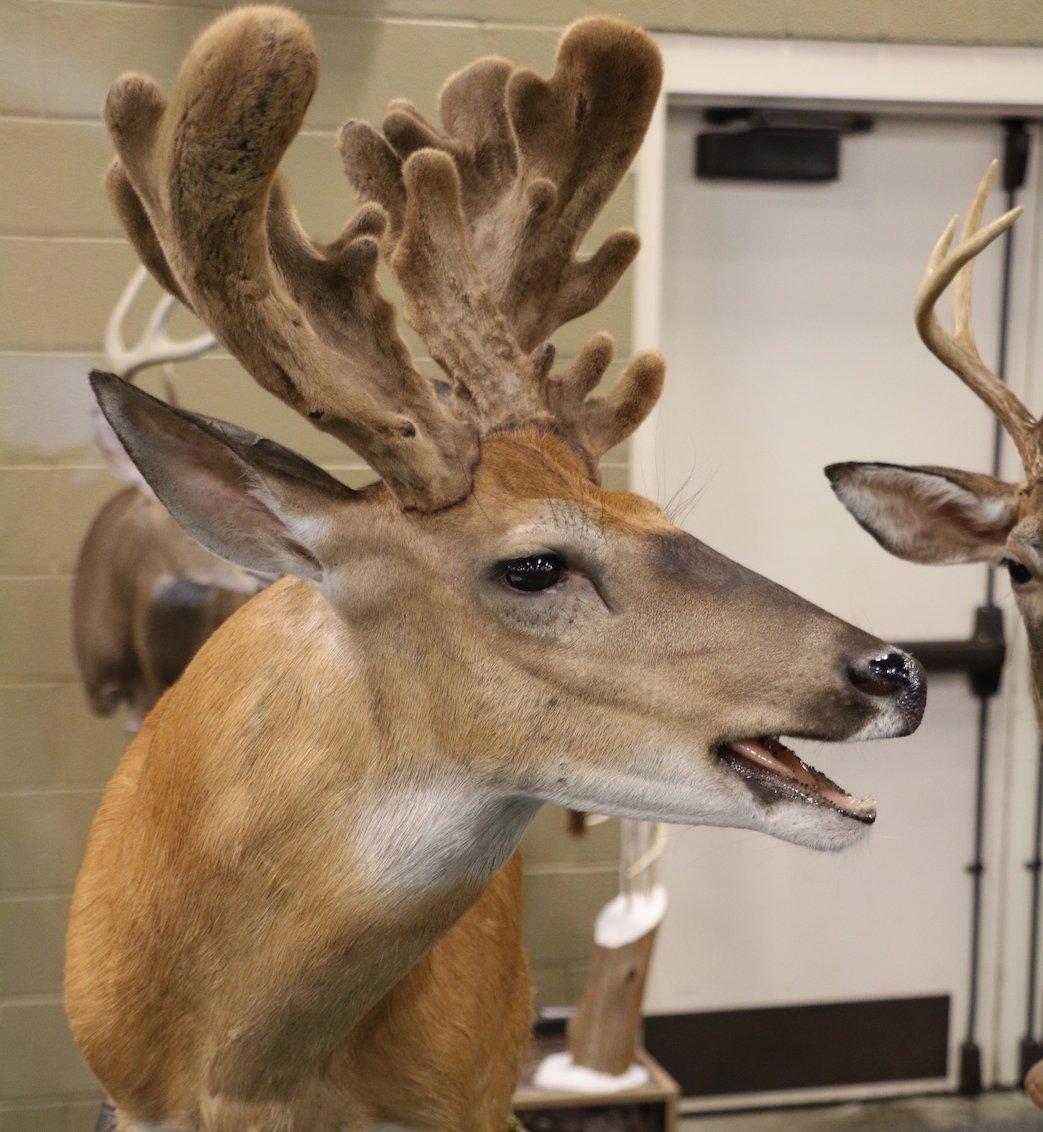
[501,554,564,592]
[1002,557,1032,586]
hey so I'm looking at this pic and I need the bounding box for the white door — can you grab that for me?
[640,108,1042,1106]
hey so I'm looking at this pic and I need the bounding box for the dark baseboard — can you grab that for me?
[643,995,950,1098]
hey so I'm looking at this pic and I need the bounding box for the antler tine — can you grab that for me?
[952,159,997,355]
[914,161,1031,468]
[574,350,666,460]
[391,149,546,430]
[105,266,216,382]
[103,6,476,511]
[339,16,664,463]
[341,17,661,354]
[545,334,665,460]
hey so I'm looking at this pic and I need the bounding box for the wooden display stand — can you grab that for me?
[512,1034,679,1132]
[568,929,658,1075]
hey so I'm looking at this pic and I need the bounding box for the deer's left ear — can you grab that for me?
[91,370,357,582]
[826,461,1020,565]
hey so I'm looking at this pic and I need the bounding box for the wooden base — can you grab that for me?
[513,1034,679,1132]
[567,928,657,1076]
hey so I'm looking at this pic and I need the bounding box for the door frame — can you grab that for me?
[630,32,1043,1106]
[632,34,1043,477]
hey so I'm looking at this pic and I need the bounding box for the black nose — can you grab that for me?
[847,651,922,698]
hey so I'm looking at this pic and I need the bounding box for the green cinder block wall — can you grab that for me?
[1,1,1040,1126]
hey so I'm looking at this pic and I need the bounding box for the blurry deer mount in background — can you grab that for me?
[74,268,267,727]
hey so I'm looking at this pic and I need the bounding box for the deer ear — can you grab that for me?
[826,461,1019,565]
[91,371,356,582]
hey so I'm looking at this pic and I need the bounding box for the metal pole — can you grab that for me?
[1021,735,1043,1077]
[958,121,1027,1095]
[959,693,991,1094]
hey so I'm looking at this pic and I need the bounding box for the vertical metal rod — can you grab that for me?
[960,693,991,1095]
[1026,737,1043,1041]
[985,184,1018,605]
[966,695,992,1042]
[961,141,1023,1093]
[1020,729,1043,1079]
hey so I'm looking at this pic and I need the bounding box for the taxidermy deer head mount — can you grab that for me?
[827,164,1043,691]
[94,6,925,851]
[65,10,932,1127]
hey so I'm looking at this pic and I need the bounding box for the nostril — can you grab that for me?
[848,651,916,698]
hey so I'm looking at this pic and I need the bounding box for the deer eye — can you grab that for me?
[501,554,564,592]
[1002,557,1032,586]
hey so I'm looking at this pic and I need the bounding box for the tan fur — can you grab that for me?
[73,487,260,724]
[69,563,531,1130]
[69,674,530,1129]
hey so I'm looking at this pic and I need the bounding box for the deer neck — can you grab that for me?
[156,578,539,1094]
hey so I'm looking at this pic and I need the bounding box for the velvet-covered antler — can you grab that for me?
[341,15,665,460]
[103,6,664,508]
[104,8,477,510]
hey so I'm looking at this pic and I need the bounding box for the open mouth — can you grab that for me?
[717,737,876,825]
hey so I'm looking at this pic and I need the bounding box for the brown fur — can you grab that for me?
[73,487,260,724]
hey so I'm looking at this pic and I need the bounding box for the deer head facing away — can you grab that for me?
[96,5,925,853]
[826,164,1043,681]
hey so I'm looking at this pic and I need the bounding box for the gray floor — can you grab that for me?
[682,1091,1043,1130]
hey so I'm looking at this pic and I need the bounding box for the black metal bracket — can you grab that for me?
[897,604,1006,699]
[696,108,872,184]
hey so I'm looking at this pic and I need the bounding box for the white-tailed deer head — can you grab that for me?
[826,164,1043,657]
[91,4,919,846]
[93,6,924,848]
[68,10,926,1127]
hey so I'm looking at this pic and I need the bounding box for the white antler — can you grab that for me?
[104,266,216,382]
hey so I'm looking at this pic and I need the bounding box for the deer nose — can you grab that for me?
[847,651,918,697]
[846,650,926,732]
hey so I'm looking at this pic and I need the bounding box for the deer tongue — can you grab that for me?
[725,737,875,821]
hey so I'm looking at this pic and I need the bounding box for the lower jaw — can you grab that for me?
[716,737,876,826]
